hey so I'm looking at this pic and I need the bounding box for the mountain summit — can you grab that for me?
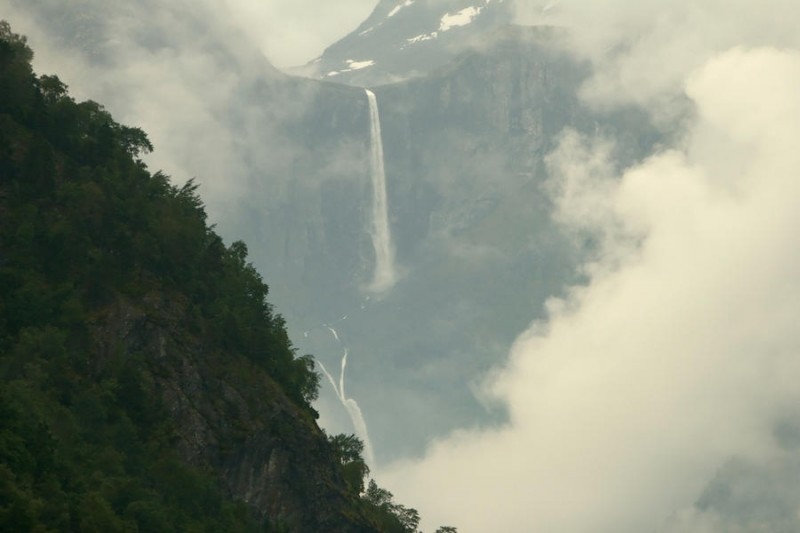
[300,0,514,86]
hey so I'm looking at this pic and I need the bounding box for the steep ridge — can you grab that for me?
[0,23,416,532]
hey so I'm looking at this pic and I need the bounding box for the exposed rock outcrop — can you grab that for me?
[91,294,377,532]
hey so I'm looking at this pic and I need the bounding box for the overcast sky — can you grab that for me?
[225,0,377,67]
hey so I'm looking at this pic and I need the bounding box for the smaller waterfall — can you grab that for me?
[365,89,397,293]
[318,327,376,467]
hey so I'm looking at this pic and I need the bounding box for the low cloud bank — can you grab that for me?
[381,9,800,529]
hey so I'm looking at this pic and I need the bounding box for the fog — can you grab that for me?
[0,0,369,213]
[221,0,377,67]
[381,2,800,531]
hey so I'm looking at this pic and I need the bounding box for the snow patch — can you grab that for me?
[404,0,497,48]
[324,59,376,78]
[439,6,483,31]
[406,32,438,45]
[359,0,415,36]
[347,59,376,70]
[388,0,415,18]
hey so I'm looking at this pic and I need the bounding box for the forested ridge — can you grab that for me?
[0,22,433,532]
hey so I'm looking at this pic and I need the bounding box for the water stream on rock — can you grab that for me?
[365,89,397,293]
[318,323,376,467]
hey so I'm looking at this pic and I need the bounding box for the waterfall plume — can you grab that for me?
[365,88,397,293]
[318,328,376,467]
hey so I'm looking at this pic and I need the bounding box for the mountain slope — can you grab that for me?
[0,22,412,532]
[301,0,514,86]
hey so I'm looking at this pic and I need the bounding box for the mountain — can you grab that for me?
[0,0,663,461]
[300,0,515,86]
[4,3,799,531]
[0,22,422,532]
[280,24,662,457]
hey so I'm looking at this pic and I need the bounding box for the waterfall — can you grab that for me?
[318,327,376,467]
[365,89,397,293]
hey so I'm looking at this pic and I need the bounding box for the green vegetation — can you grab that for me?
[0,21,316,531]
[326,432,426,532]
[0,21,445,532]
[0,19,318,406]
[0,20,320,531]
[325,430,461,533]
[362,479,421,532]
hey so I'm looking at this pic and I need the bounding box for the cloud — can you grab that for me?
[515,0,800,123]
[0,1,249,185]
[660,455,800,532]
[380,44,800,532]
[222,0,377,67]
[0,0,366,228]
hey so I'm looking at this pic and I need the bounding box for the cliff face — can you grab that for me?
[91,294,373,532]
[262,27,663,459]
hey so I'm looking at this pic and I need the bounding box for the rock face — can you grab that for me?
[258,27,661,458]
[91,293,375,532]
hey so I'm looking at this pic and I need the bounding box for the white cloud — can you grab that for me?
[515,0,800,120]
[380,45,800,532]
[0,0,347,227]
[222,0,376,67]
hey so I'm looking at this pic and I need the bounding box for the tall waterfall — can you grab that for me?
[365,89,397,293]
